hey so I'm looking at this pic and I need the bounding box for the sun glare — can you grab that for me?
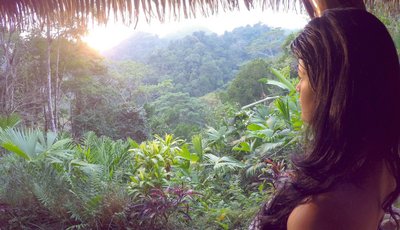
[82,24,135,52]
[83,9,308,53]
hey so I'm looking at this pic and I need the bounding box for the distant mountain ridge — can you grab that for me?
[103,32,167,62]
[104,23,292,97]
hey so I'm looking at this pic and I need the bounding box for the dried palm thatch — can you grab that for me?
[0,0,295,29]
[0,0,398,29]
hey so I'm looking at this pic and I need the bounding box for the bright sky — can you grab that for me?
[83,8,309,52]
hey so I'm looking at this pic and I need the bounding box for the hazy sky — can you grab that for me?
[83,8,309,52]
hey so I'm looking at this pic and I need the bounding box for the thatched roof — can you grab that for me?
[0,0,399,29]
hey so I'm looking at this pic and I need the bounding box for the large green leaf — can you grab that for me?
[0,128,40,159]
[232,142,251,152]
[265,79,291,91]
[178,145,199,163]
[275,98,291,126]
[247,123,265,131]
[1,141,30,160]
[191,134,203,161]
[269,67,296,92]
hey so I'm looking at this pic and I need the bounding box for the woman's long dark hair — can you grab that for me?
[258,8,400,230]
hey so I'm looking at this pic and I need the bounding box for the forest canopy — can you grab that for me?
[0,4,399,229]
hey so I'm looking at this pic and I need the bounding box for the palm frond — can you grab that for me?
[245,161,267,178]
[0,113,21,129]
[203,153,244,171]
[0,128,40,160]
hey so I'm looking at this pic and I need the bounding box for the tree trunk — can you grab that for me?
[302,0,365,18]
[54,37,60,131]
[46,22,57,133]
[0,28,18,115]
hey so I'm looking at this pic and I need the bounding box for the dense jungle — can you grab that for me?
[0,7,399,229]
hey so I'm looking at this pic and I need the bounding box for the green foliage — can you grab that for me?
[191,134,204,162]
[227,59,273,106]
[372,5,400,55]
[0,129,130,229]
[0,113,21,129]
[75,131,132,180]
[128,134,183,195]
[0,21,311,229]
[202,67,302,192]
[246,28,286,59]
[125,186,200,229]
[0,24,304,228]
[203,154,244,172]
[12,29,107,133]
[240,68,301,188]
[200,91,239,127]
[4,11,400,228]
[0,128,60,161]
[109,24,288,97]
[189,176,267,230]
[266,67,296,92]
[0,90,298,229]
[68,72,149,141]
[145,92,210,140]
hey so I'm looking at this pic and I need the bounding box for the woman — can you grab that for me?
[251,8,400,230]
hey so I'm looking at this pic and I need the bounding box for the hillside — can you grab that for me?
[104,23,289,97]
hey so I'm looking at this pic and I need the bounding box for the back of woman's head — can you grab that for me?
[259,8,400,229]
[291,8,400,182]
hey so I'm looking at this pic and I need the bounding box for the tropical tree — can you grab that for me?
[145,92,210,140]
[0,27,21,116]
[227,59,272,106]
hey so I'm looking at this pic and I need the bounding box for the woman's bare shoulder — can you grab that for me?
[287,188,381,230]
[287,198,351,230]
